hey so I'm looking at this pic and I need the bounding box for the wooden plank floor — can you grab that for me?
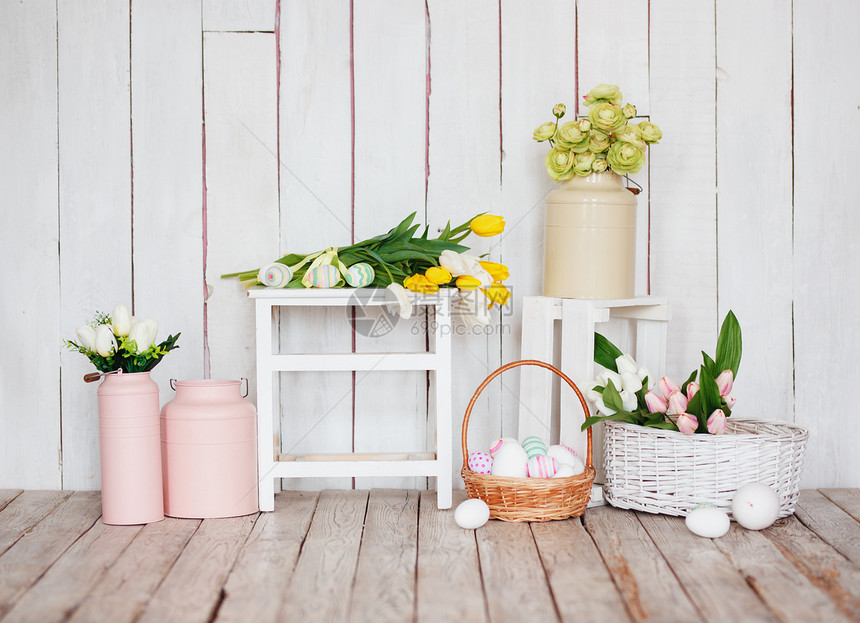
[1,489,859,622]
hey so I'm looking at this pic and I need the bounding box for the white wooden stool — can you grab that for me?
[518,296,670,489]
[249,288,453,511]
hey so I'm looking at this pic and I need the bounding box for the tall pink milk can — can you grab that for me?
[161,379,258,518]
[97,370,165,525]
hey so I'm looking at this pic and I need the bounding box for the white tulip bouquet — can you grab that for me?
[64,304,180,373]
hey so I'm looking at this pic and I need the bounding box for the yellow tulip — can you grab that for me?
[455,275,482,290]
[478,261,509,282]
[404,274,439,294]
[482,281,511,307]
[469,214,505,237]
[425,266,452,285]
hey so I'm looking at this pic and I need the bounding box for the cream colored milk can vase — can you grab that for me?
[543,171,637,299]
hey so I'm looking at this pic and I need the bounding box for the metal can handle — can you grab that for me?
[240,377,249,397]
[170,379,177,391]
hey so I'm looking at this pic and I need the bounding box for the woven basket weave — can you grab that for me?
[461,360,594,522]
[602,418,809,518]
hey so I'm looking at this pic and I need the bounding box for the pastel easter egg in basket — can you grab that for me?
[490,443,528,478]
[467,451,493,475]
[488,437,518,458]
[552,463,576,478]
[344,262,375,288]
[547,443,577,466]
[685,503,730,538]
[306,264,340,288]
[526,454,558,478]
[521,435,548,459]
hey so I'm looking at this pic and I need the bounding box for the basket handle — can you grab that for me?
[461,359,593,471]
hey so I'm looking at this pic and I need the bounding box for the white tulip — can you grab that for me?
[620,389,638,412]
[584,382,603,403]
[594,396,616,417]
[615,353,638,375]
[454,289,491,327]
[384,283,412,320]
[130,318,158,353]
[439,250,493,286]
[94,324,117,357]
[620,371,642,393]
[75,325,96,351]
[598,369,623,392]
[637,365,655,390]
[111,304,132,337]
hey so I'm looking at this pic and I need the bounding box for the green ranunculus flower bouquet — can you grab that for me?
[533,84,662,182]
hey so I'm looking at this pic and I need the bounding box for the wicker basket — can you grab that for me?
[461,360,595,522]
[602,418,809,518]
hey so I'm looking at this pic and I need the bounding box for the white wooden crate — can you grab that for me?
[249,287,453,511]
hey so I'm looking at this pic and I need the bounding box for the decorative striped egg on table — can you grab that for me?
[521,435,548,459]
[344,262,375,287]
[257,263,293,288]
[306,264,340,288]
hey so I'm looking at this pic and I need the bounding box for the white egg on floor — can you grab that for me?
[685,503,730,538]
[732,482,780,530]
[454,498,490,530]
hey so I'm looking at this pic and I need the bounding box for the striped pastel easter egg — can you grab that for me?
[488,437,518,458]
[344,262,375,287]
[258,263,293,288]
[467,451,493,475]
[521,435,548,459]
[307,264,340,288]
[526,455,558,478]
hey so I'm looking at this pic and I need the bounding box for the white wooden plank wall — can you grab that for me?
[1,0,858,491]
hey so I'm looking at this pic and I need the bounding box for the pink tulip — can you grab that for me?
[666,390,689,416]
[707,409,727,434]
[644,391,668,414]
[715,370,734,396]
[657,376,680,400]
[676,413,698,434]
[724,395,736,410]
[686,382,699,400]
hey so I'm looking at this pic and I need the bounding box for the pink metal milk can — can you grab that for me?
[160,379,258,518]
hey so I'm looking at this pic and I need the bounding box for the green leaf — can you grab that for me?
[686,391,702,418]
[680,370,698,395]
[601,381,624,412]
[594,333,623,371]
[646,421,679,431]
[715,310,742,377]
[698,365,721,429]
[701,351,716,377]
[581,412,640,431]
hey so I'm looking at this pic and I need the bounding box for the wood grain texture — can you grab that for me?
[203,0,276,32]
[348,489,419,623]
[532,516,631,623]
[426,0,503,489]
[204,31,280,400]
[764,515,860,621]
[499,0,576,436]
[796,490,860,564]
[0,0,61,490]
[637,512,777,623]
[715,0,794,424]
[352,0,428,490]
[215,492,317,623]
[0,490,72,557]
[584,506,701,622]
[281,490,369,621]
[137,514,258,623]
[0,492,102,618]
[57,0,133,491]
[130,0,205,396]
[477,518,558,622]
[819,488,860,522]
[3,520,141,623]
[68,517,201,623]
[648,0,718,379]
[793,1,860,488]
[714,522,853,623]
[278,0,354,491]
[0,491,22,513]
[416,490,486,622]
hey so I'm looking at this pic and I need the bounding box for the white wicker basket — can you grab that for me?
[602,418,809,518]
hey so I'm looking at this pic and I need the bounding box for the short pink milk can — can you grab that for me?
[97,371,164,525]
[161,379,258,518]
